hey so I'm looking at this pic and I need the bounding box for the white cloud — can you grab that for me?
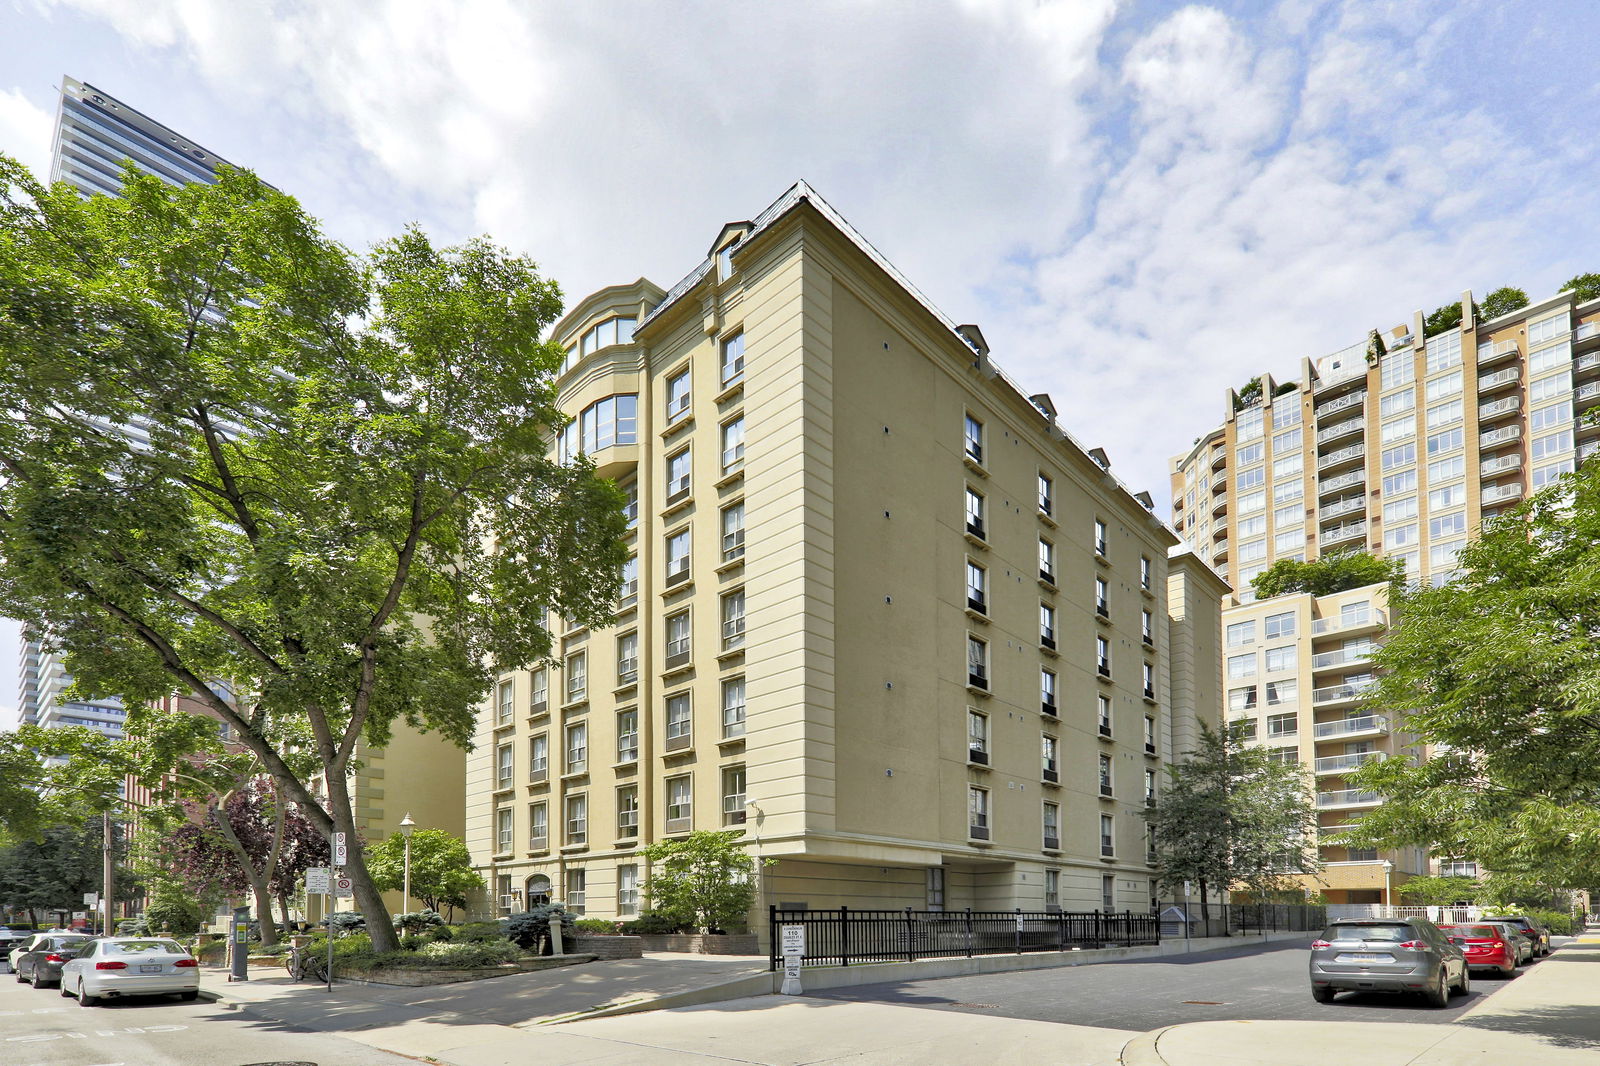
[0,86,54,180]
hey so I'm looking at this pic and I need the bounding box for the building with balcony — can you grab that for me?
[1171,283,1600,901]
[466,182,1225,928]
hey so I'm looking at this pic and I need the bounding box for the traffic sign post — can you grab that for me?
[779,924,805,995]
[333,831,348,867]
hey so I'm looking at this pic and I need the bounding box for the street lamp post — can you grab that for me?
[1382,859,1394,913]
[399,813,416,913]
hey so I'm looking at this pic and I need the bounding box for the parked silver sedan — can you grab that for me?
[14,934,95,988]
[58,937,200,1005]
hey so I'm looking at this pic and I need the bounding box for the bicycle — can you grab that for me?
[284,943,327,982]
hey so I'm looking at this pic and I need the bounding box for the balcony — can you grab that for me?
[1320,496,1365,521]
[1479,424,1521,450]
[1478,395,1521,422]
[1574,351,1600,375]
[1211,495,1229,518]
[1212,476,1229,496]
[1576,381,1600,410]
[1316,418,1364,446]
[1575,321,1599,342]
[1318,789,1382,809]
[1311,645,1375,671]
[1314,751,1386,775]
[1318,445,1366,474]
[1210,447,1227,471]
[1318,468,1365,496]
[1313,680,1378,707]
[1482,482,1524,505]
[1320,519,1367,547]
[1315,392,1365,420]
[1480,452,1522,477]
[1314,714,1389,739]
[1477,367,1520,393]
[1212,539,1229,562]
[1581,439,1600,462]
[1476,338,1519,366]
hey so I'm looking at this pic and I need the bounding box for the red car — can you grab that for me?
[1439,923,1518,977]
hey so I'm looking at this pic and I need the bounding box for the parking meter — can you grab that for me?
[230,906,250,982]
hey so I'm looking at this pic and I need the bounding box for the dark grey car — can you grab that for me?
[1309,917,1468,1006]
[14,935,94,988]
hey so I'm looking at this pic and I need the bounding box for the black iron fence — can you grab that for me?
[1154,901,1327,940]
[769,906,1160,970]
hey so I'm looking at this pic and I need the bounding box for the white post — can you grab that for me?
[399,813,416,915]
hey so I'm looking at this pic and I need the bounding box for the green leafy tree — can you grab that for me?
[366,828,485,919]
[141,874,209,936]
[1144,722,1320,922]
[1479,286,1529,321]
[641,831,773,933]
[1250,550,1406,600]
[1424,301,1465,337]
[1396,875,1480,906]
[1559,272,1600,303]
[1346,459,1600,897]
[0,155,628,952]
[0,819,135,928]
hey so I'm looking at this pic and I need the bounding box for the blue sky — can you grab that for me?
[2,0,1598,721]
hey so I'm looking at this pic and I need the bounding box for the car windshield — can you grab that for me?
[106,940,183,955]
[1323,923,1414,942]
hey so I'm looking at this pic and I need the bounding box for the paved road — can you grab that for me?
[808,936,1534,1030]
[0,966,414,1066]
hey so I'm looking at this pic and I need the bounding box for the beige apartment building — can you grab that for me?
[1172,285,1600,902]
[465,183,1225,928]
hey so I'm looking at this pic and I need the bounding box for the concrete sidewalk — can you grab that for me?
[1122,935,1600,1065]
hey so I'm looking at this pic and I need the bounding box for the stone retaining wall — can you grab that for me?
[634,933,760,955]
[571,935,643,959]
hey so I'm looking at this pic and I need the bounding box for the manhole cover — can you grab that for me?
[1181,1001,1225,1005]
[239,1061,317,1065]
[950,1002,1000,1009]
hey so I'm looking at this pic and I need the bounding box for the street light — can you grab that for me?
[1382,859,1394,912]
[399,813,416,913]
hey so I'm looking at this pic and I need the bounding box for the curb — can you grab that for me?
[1119,1024,1178,1066]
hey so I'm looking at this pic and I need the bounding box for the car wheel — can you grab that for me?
[14,969,25,984]
[1424,967,1450,1008]
[59,977,72,998]
[180,990,198,1002]
[1501,961,1515,977]
[1454,966,1470,997]
[1311,985,1337,1003]
[77,978,99,1008]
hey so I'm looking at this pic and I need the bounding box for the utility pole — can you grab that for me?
[102,811,115,935]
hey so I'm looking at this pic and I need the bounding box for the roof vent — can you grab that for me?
[1028,393,1057,419]
[1089,448,1110,470]
[955,324,989,357]
[1135,491,1155,510]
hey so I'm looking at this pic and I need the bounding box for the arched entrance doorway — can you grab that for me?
[525,874,552,908]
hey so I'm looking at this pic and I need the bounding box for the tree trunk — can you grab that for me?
[1199,877,1213,927]
[208,797,281,947]
[277,892,293,931]
[323,765,399,952]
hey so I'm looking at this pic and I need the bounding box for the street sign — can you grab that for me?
[83,892,98,906]
[335,877,353,894]
[333,832,348,867]
[305,868,330,894]
[779,924,805,958]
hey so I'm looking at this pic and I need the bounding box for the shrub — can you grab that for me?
[322,911,367,936]
[143,889,205,937]
[575,918,622,935]
[399,940,521,968]
[117,918,151,936]
[505,905,577,952]
[620,911,686,936]
[427,924,455,942]
[395,909,445,935]
[455,922,504,944]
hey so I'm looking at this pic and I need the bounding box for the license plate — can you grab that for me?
[140,964,161,973]
[1339,952,1389,962]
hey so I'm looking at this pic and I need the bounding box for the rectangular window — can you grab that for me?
[1528,314,1568,346]
[722,676,746,737]
[1096,636,1112,678]
[616,709,638,763]
[1532,429,1573,461]
[529,802,547,849]
[722,766,747,825]
[965,486,985,538]
[1227,652,1257,679]
[1263,611,1295,639]
[1424,331,1462,373]
[666,447,692,501]
[1045,868,1060,908]
[565,794,587,845]
[617,786,639,837]
[565,652,586,703]
[1530,399,1572,432]
[1099,752,1113,796]
[1272,427,1300,453]
[1095,576,1109,616]
[619,556,638,604]
[1530,373,1570,403]
[1382,496,1418,524]
[1379,416,1414,445]
[1229,685,1258,711]
[1382,469,1417,497]
[666,775,692,829]
[1272,452,1302,480]
[1426,370,1462,401]
[622,481,638,531]
[1427,483,1466,511]
[1426,398,1463,429]
[1142,661,1156,700]
[1037,472,1054,516]
[1429,511,1467,539]
[530,667,548,713]
[1265,678,1296,705]
[1144,714,1156,754]
[721,501,745,562]
[1140,555,1152,591]
[1141,608,1154,646]
[1145,768,1157,805]
[966,560,988,613]
[1100,814,1115,858]
[1272,403,1300,429]
[968,635,990,689]
[968,709,989,762]
[1236,406,1264,441]
[1039,602,1056,648]
[1266,712,1297,737]
[1530,340,1571,374]
[1041,668,1059,714]
[1381,443,1416,470]
[529,733,548,780]
[964,413,984,464]
[1238,514,1266,537]
[1431,538,1466,570]
[1381,353,1415,389]
[1097,693,1112,735]
[1042,733,1059,781]
[968,786,990,839]
[1042,801,1060,849]
[720,416,745,473]
[496,807,513,853]
[666,367,691,422]
[564,722,587,774]
[1533,459,1576,489]
[617,864,640,915]
[1379,388,1414,418]
[1273,479,1303,505]
[1267,747,1298,765]
[721,589,746,650]
[1236,441,1264,466]
[927,868,945,911]
[665,528,691,585]
[1039,538,1056,584]
[720,332,744,385]
[1426,427,1464,456]
[665,692,692,748]
[497,680,515,726]
[566,869,586,915]
[1236,466,1265,491]
[1427,454,1465,483]
[1094,518,1109,557]
[617,631,639,684]
[1238,490,1265,513]
[496,743,513,790]
[665,610,691,664]
[1387,522,1418,547]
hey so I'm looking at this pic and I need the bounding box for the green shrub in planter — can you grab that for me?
[574,918,621,935]
[428,924,455,942]
[506,905,576,953]
[322,911,367,936]
[621,911,685,935]
[455,922,503,944]
[395,910,445,934]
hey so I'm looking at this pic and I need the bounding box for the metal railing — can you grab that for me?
[1155,901,1327,940]
[1315,392,1365,419]
[768,906,1159,969]
[1314,714,1388,738]
[1313,680,1377,705]
[1311,608,1385,634]
[1480,453,1522,475]
[1317,443,1365,470]
[1318,469,1365,494]
[1318,788,1382,807]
